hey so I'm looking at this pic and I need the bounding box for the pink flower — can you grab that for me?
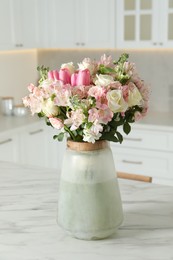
[49,117,64,129]
[88,108,99,123]
[134,111,143,121]
[48,71,54,80]
[88,86,108,109]
[59,68,71,84]
[71,72,78,86]
[77,69,91,86]
[28,83,35,92]
[98,108,113,124]
[98,54,113,67]
[122,85,129,102]
[64,109,85,131]
[53,70,59,80]
[88,108,113,125]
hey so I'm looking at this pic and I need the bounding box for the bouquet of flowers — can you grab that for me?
[23,53,149,143]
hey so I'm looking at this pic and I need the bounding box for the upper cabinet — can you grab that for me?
[37,0,115,48]
[116,0,173,48]
[0,0,43,50]
[0,0,15,50]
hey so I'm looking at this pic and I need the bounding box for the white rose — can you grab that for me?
[61,62,75,75]
[42,98,59,117]
[128,85,143,107]
[94,74,114,87]
[107,89,128,113]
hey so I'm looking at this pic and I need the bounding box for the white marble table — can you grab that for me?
[0,161,173,260]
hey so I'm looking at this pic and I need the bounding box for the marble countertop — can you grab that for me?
[0,161,173,260]
[0,114,40,134]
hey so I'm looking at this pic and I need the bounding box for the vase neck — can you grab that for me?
[67,140,109,151]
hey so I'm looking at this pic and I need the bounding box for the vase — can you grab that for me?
[57,139,123,240]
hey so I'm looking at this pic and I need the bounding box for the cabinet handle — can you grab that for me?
[15,43,23,47]
[0,138,12,145]
[81,42,85,46]
[153,42,157,45]
[159,42,163,45]
[124,137,142,142]
[29,129,44,135]
[122,159,143,165]
[76,42,80,46]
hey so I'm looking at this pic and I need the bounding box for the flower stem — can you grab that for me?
[64,125,76,140]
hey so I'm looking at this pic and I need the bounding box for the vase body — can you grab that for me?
[57,140,123,240]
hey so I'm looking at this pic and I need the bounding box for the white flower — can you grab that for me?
[78,58,97,75]
[42,98,59,117]
[107,89,128,113]
[61,62,75,75]
[83,123,103,143]
[94,74,114,87]
[128,83,143,107]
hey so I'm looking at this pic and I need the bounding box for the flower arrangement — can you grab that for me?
[23,53,149,143]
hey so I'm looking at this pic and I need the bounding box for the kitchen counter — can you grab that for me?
[0,161,173,260]
[0,114,39,134]
[0,111,173,134]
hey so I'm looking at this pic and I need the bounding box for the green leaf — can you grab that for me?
[115,131,123,144]
[53,132,64,142]
[101,131,119,142]
[38,112,44,117]
[123,122,131,135]
[99,65,115,74]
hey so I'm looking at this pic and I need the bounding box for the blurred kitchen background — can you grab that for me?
[0,0,173,113]
[0,0,173,185]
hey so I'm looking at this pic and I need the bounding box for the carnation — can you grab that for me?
[23,53,149,143]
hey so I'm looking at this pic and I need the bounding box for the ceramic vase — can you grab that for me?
[57,139,123,240]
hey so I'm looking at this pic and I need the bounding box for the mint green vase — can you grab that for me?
[57,139,123,240]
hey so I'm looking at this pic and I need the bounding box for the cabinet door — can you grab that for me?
[116,0,159,48]
[0,0,15,50]
[161,0,173,47]
[13,0,40,49]
[0,132,18,163]
[20,122,48,167]
[80,0,115,48]
[45,126,66,170]
[45,0,114,48]
[45,0,77,48]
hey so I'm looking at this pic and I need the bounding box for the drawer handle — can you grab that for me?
[0,138,12,145]
[124,137,142,142]
[29,129,44,135]
[122,159,143,165]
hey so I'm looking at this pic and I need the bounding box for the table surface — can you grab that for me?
[0,161,173,260]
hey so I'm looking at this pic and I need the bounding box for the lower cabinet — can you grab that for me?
[111,125,173,186]
[20,122,48,168]
[1,120,173,186]
[0,132,19,163]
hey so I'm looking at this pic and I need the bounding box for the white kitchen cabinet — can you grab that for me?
[0,131,18,163]
[45,126,66,170]
[20,122,48,167]
[45,0,115,48]
[111,125,173,186]
[0,0,15,50]
[116,0,173,48]
[0,0,42,50]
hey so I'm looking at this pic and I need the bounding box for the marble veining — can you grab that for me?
[0,161,173,260]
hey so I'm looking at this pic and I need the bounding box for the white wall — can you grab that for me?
[0,49,38,106]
